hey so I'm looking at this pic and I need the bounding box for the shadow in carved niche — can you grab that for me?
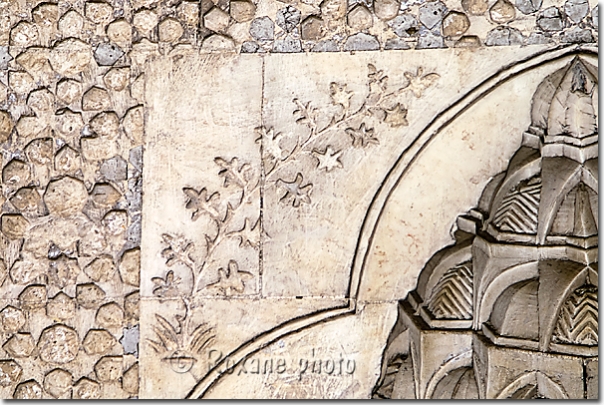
[373,57,598,400]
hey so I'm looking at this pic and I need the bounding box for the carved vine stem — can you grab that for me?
[157,64,439,298]
[264,64,423,184]
[151,64,441,366]
[192,180,259,295]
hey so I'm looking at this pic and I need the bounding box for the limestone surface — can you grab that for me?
[0,0,598,399]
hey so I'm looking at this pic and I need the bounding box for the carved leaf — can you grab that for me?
[345,123,379,148]
[152,270,182,297]
[368,63,388,92]
[227,217,261,249]
[161,234,196,270]
[205,260,253,295]
[188,323,216,354]
[183,187,221,221]
[255,126,285,163]
[214,157,252,188]
[149,314,180,352]
[275,173,313,207]
[293,99,318,128]
[403,67,440,98]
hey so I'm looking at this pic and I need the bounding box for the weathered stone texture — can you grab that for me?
[0,0,597,398]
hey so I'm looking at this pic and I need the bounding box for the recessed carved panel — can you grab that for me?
[0,0,597,396]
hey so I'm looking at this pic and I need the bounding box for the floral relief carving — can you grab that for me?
[148,65,441,370]
[149,149,263,373]
[260,63,440,209]
[147,313,216,374]
[154,63,440,306]
[0,0,596,395]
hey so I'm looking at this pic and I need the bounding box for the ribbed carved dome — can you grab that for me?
[404,56,598,355]
[530,57,598,139]
[484,57,599,245]
[374,53,599,401]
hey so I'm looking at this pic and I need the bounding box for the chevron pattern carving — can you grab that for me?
[553,285,598,346]
[427,262,473,320]
[493,179,541,234]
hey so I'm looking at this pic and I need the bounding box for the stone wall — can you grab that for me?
[0,0,598,399]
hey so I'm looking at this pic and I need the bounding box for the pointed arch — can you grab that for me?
[424,350,473,399]
[537,164,583,243]
[476,261,539,328]
[552,282,598,347]
[496,371,569,399]
[541,265,595,350]
[187,46,598,399]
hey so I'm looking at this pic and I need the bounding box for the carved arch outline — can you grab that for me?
[537,165,596,243]
[424,350,473,399]
[187,44,597,399]
[476,261,539,327]
[495,371,569,399]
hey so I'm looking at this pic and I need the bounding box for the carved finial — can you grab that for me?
[531,57,598,140]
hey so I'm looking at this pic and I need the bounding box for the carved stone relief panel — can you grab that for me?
[370,54,598,400]
[139,45,597,399]
[0,0,598,397]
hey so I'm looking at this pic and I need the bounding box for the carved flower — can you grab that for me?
[183,187,221,221]
[205,260,253,296]
[346,123,379,148]
[329,83,353,110]
[312,146,343,172]
[276,173,313,207]
[384,103,409,127]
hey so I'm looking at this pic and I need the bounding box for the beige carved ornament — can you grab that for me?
[147,62,440,377]
[374,57,598,400]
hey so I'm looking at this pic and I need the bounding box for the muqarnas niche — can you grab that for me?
[373,57,598,400]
